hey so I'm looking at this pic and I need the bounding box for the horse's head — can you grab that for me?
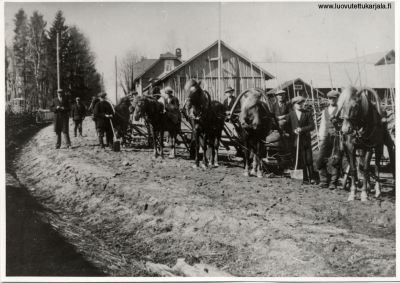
[239,89,266,131]
[184,79,208,119]
[336,86,375,135]
[132,96,147,121]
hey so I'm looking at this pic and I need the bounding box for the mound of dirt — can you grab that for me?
[14,120,395,277]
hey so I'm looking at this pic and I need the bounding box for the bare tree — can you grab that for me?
[163,30,177,53]
[119,49,145,95]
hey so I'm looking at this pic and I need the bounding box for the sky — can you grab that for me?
[4,1,395,102]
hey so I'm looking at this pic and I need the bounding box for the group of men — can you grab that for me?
[51,83,343,189]
[50,89,87,149]
[222,86,341,188]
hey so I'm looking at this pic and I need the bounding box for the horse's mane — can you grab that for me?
[338,86,382,119]
[184,79,210,109]
[240,88,265,112]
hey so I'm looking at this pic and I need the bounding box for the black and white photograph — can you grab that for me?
[2,0,397,279]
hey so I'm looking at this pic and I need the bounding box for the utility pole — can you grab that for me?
[56,32,60,90]
[218,2,222,100]
[115,56,118,103]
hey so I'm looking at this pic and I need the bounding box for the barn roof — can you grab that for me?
[131,59,159,82]
[260,62,395,89]
[375,50,395,66]
[151,40,274,87]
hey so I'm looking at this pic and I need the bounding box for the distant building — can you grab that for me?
[375,50,395,66]
[146,40,274,103]
[133,49,182,95]
[266,78,324,100]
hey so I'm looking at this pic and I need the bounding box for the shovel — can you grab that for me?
[109,118,121,152]
[289,134,303,180]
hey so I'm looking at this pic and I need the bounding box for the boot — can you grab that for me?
[302,167,310,185]
[329,167,339,190]
[99,136,105,148]
[308,165,316,185]
[319,168,329,188]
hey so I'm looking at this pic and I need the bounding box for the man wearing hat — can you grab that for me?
[223,87,240,122]
[50,89,72,149]
[271,89,291,129]
[317,90,341,189]
[286,96,316,184]
[93,92,114,148]
[71,96,87,137]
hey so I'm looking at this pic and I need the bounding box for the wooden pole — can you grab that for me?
[354,45,363,88]
[56,32,60,90]
[218,2,222,100]
[326,54,333,91]
[115,56,118,103]
[308,81,320,149]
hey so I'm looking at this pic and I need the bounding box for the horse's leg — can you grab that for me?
[213,135,220,167]
[209,137,216,167]
[193,128,200,168]
[169,132,176,159]
[256,142,263,178]
[160,130,164,159]
[374,146,383,198]
[243,140,250,177]
[361,150,373,202]
[153,128,158,158]
[347,146,357,202]
[201,135,208,169]
[250,142,257,176]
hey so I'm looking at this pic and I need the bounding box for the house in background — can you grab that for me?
[266,78,325,100]
[375,50,395,66]
[133,49,182,95]
[146,40,274,103]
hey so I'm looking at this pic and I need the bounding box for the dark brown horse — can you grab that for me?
[184,79,225,168]
[133,95,181,158]
[335,86,394,201]
[237,88,277,177]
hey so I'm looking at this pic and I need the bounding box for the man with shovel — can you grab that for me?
[94,92,114,149]
[286,96,316,184]
[317,90,341,190]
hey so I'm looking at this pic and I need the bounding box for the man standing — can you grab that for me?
[223,86,240,122]
[317,90,341,189]
[94,92,114,148]
[50,89,71,149]
[89,95,100,136]
[286,96,316,184]
[71,97,87,137]
[271,89,291,129]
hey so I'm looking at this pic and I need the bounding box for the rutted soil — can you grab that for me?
[14,120,396,277]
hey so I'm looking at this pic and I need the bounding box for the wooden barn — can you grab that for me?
[145,40,274,103]
[266,78,324,100]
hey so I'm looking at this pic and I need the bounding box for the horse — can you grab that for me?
[112,96,134,146]
[132,95,181,158]
[334,86,394,201]
[237,88,277,177]
[184,79,225,168]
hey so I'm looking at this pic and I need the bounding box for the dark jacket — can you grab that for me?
[166,96,180,110]
[223,97,237,112]
[286,109,315,148]
[94,100,114,130]
[271,101,291,117]
[50,96,71,133]
[71,103,87,121]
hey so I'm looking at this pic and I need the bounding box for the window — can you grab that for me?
[165,60,174,72]
[294,84,303,90]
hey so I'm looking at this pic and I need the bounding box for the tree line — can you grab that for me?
[6,9,103,111]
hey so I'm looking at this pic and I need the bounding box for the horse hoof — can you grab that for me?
[243,171,250,177]
[250,170,256,176]
[213,163,219,168]
[192,164,199,169]
[361,192,368,202]
[257,172,263,178]
[201,164,207,169]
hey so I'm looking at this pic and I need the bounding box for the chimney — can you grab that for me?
[175,48,182,59]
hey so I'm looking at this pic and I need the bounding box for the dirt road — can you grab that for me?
[14,119,395,277]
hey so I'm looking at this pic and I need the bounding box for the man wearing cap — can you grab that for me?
[286,96,316,184]
[71,97,87,137]
[317,90,341,189]
[223,87,241,122]
[93,92,114,148]
[271,89,291,129]
[50,89,71,149]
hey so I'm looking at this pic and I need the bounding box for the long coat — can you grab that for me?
[286,110,315,147]
[93,100,114,130]
[50,96,71,133]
